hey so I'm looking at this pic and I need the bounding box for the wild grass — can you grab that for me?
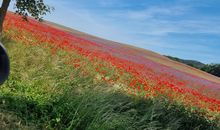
[0,37,219,130]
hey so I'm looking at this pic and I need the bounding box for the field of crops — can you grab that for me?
[1,12,220,129]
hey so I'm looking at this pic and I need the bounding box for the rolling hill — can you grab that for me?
[45,20,220,85]
[1,12,220,129]
[165,55,206,68]
[166,55,220,78]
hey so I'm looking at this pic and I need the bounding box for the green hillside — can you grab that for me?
[166,55,220,78]
[165,56,205,68]
[0,35,218,129]
[1,12,220,129]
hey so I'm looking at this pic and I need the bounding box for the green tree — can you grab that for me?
[201,64,220,77]
[0,0,52,35]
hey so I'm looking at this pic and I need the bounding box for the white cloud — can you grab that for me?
[107,3,220,36]
[109,5,189,20]
[127,6,188,20]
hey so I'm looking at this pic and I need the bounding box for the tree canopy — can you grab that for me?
[0,0,53,34]
[14,0,53,21]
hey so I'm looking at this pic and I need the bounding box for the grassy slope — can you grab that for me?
[0,35,218,129]
[45,21,220,84]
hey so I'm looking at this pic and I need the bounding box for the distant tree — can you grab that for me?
[201,64,220,77]
[187,63,197,68]
[0,0,53,35]
[166,55,220,78]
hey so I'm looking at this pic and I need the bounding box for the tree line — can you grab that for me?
[166,56,220,78]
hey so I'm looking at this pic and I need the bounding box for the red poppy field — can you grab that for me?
[1,12,220,129]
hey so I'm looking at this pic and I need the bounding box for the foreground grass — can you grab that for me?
[0,38,219,130]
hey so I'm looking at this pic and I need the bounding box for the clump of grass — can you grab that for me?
[0,37,219,130]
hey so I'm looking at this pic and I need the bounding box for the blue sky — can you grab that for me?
[8,0,220,63]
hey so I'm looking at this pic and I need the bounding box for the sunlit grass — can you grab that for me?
[0,35,218,130]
